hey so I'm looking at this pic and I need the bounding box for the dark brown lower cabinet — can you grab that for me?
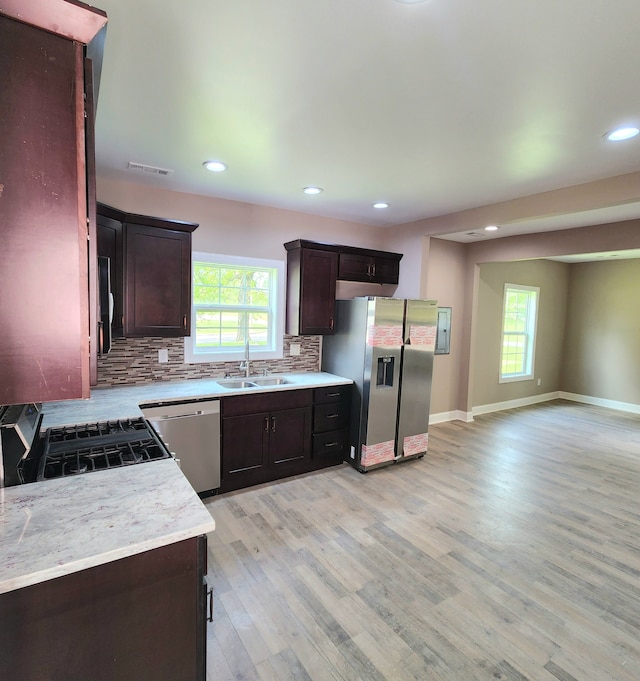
[0,536,208,681]
[221,390,312,493]
[220,385,350,493]
[311,384,352,469]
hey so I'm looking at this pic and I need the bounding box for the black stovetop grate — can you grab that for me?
[37,417,171,480]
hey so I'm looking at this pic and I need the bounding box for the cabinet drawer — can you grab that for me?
[313,402,349,432]
[222,389,312,417]
[313,384,351,404]
[313,429,349,460]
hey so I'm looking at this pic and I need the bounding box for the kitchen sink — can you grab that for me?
[216,379,258,389]
[251,377,291,386]
[216,376,292,389]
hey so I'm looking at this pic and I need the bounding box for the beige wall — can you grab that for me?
[473,260,570,407]
[390,221,640,415]
[423,238,467,414]
[98,177,387,260]
[562,259,640,405]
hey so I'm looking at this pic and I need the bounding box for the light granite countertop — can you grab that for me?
[41,371,352,429]
[1,371,350,595]
[0,459,215,594]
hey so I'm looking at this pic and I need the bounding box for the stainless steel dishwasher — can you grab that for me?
[141,398,220,496]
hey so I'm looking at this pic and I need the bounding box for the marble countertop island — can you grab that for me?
[0,459,215,594]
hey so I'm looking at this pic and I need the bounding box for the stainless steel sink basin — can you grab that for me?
[251,377,291,386]
[216,379,257,389]
[216,376,292,389]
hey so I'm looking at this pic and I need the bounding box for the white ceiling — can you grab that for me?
[93,0,640,234]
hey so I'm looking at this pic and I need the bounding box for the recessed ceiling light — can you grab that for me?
[303,186,323,195]
[484,225,500,231]
[203,160,228,172]
[373,202,389,209]
[605,127,639,142]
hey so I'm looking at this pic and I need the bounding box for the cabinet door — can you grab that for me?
[97,213,124,337]
[221,412,269,490]
[370,255,400,284]
[287,248,338,335]
[0,17,90,405]
[338,252,372,282]
[0,537,207,681]
[268,406,312,468]
[124,223,192,336]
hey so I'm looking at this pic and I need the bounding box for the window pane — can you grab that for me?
[191,258,279,357]
[500,285,538,380]
[195,311,221,348]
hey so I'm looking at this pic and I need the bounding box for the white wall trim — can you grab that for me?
[559,392,640,415]
[430,410,474,424]
[472,391,560,417]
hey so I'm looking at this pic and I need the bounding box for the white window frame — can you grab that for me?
[184,252,285,364]
[499,283,539,383]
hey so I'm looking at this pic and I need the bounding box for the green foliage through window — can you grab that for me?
[193,262,275,351]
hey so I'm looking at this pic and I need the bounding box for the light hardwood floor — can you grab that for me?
[202,400,640,681]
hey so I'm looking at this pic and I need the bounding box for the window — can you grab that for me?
[184,252,285,363]
[499,284,539,382]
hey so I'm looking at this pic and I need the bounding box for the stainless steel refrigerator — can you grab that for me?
[321,297,437,472]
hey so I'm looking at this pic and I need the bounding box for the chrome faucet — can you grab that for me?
[239,340,250,377]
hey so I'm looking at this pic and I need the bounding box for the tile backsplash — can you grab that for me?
[96,336,321,387]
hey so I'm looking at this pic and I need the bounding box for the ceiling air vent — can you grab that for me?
[127,161,173,176]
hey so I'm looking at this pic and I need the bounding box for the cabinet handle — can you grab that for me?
[264,417,269,432]
[330,317,334,331]
[324,442,339,448]
[271,416,276,433]
[183,314,187,331]
[326,392,341,397]
[326,413,339,419]
[207,586,214,623]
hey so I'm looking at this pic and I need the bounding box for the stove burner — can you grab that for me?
[37,417,171,481]
[67,459,89,475]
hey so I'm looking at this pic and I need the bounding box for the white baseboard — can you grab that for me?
[430,410,474,424]
[559,392,640,415]
[472,391,560,417]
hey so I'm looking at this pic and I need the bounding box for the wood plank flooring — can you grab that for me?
[202,400,640,680]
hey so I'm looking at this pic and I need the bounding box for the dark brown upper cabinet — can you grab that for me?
[284,240,402,337]
[97,204,198,338]
[0,6,107,406]
[338,247,401,285]
[285,242,339,335]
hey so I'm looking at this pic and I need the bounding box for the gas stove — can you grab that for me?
[36,417,171,481]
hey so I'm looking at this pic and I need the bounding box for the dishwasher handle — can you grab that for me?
[154,410,208,420]
[141,399,220,420]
